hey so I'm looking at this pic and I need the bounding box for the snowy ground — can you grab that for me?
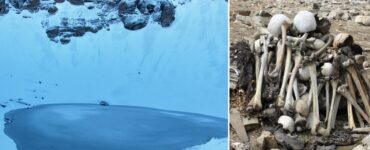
[0,0,227,149]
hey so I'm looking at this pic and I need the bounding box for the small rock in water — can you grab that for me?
[99,101,110,106]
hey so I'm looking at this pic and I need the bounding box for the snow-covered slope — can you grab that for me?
[0,0,228,149]
[4,104,227,150]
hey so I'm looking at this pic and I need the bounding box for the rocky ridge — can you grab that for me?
[0,0,186,44]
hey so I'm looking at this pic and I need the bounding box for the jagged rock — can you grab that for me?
[274,129,305,150]
[46,18,104,44]
[9,0,40,12]
[121,13,149,30]
[118,0,138,14]
[67,0,83,5]
[0,0,9,14]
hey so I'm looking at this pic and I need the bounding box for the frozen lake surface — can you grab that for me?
[4,104,227,150]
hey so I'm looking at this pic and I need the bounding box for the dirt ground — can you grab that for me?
[229,0,370,149]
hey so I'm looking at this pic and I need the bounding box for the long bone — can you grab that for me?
[345,73,356,129]
[318,94,341,136]
[308,62,320,135]
[343,59,370,116]
[337,84,370,124]
[269,21,290,79]
[321,62,333,122]
[283,33,308,114]
[347,61,366,127]
[284,52,302,114]
[251,35,271,110]
[329,79,339,129]
[355,54,370,95]
[277,46,292,108]
[293,78,300,100]
[254,39,262,80]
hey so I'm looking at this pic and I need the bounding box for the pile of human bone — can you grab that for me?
[231,10,370,149]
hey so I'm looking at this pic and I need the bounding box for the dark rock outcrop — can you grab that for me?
[9,0,40,12]
[67,0,83,5]
[46,18,104,44]
[1,0,192,44]
[0,0,9,14]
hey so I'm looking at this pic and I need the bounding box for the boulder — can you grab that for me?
[118,0,138,15]
[121,13,149,30]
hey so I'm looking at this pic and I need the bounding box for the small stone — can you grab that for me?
[237,10,250,16]
[341,11,350,20]
[256,131,270,149]
[328,9,343,20]
[257,131,278,149]
[243,117,260,131]
[355,16,370,26]
[353,145,366,150]
[256,10,271,17]
[349,9,360,16]
[312,3,320,10]
[274,129,305,150]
